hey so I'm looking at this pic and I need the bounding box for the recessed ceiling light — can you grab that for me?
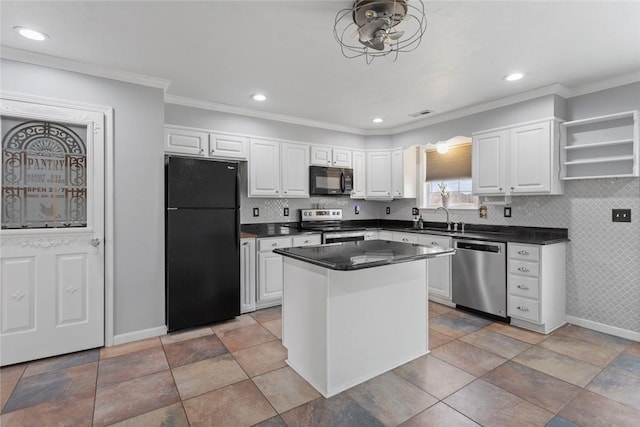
[251,94,267,102]
[372,118,384,124]
[14,26,49,41]
[504,72,525,82]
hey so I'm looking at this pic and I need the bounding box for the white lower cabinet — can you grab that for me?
[391,231,419,244]
[418,234,452,304]
[256,234,321,309]
[507,242,566,333]
[364,229,379,240]
[240,238,256,314]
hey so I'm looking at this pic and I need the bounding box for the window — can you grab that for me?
[425,179,477,209]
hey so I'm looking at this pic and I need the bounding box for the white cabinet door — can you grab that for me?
[509,121,551,194]
[472,130,508,195]
[391,149,404,197]
[392,232,419,244]
[310,146,332,166]
[209,132,248,160]
[257,251,284,305]
[281,143,309,198]
[240,238,256,314]
[292,234,322,247]
[366,151,392,198]
[333,148,352,168]
[351,150,366,198]
[418,235,452,300]
[165,126,207,156]
[249,139,280,197]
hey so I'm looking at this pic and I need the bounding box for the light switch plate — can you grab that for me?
[253,208,259,217]
[386,207,391,214]
[283,207,289,216]
[504,207,512,218]
[612,208,631,222]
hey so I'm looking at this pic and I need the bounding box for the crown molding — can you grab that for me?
[164,94,366,136]
[0,46,171,91]
[566,70,640,98]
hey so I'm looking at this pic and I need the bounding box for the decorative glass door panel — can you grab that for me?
[2,118,87,229]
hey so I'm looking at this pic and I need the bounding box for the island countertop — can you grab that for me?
[273,240,455,271]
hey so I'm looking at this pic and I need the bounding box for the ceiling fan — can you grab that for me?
[334,0,427,63]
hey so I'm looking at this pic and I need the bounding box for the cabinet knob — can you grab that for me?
[304,240,310,244]
[272,243,278,247]
[518,267,530,273]
[402,238,409,242]
[431,242,439,246]
[517,284,529,290]
[518,250,530,255]
[511,186,515,190]
[517,306,530,312]
[284,191,287,194]
[499,187,503,191]
[200,148,204,154]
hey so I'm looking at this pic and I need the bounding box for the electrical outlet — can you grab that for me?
[386,207,391,215]
[283,207,289,216]
[354,205,360,215]
[504,207,512,218]
[412,207,419,216]
[253,207,259,217]
[612,208,631,222]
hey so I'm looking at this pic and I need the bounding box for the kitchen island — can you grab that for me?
[274,240,455,397]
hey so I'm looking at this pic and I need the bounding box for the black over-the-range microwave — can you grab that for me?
[309,166,353,195]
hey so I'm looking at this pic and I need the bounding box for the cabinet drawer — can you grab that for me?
[508,244,540,262]
[509,275,540,299]
[393,232,419,244]
[509,260,539,278]
[509,295,540,323]
[364,230,379,240]
[258,237,291,251]
[292,234,321,247]
[418,234,451,249]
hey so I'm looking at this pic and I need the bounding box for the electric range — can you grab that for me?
[299,209,366,243]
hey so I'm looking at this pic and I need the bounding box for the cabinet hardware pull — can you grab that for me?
[511,186,515,190]
[499,187,503,191]
[518,267,530,272]
[431,242,438,246]
[200,148,204,154]
[518,250,530,255]
[242,242,248,246]
[304,240,310,244]
[402,238,408,242]
[517,306,529,312]
[272,243,277,247]
[517,284,529,289]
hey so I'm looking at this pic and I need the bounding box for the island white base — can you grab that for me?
[282,258,428,398]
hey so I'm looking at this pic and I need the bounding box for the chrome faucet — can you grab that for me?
[434,207,451,231]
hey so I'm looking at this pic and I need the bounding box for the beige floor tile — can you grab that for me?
[183,379,276,427]
[587,366,640,410]
[428,312,492,339]
[513,346,602,387]
[428,301,453,318]
[444,379,554,427]
[97,347,169,388]
[262,319,282,339]
[164,335,228,368]
[394,354,476,399]
[0,364,26,411]
[161,326,213,346]
[100,337,162,359]
[172,353,248,400]
[346,371,437,426]
[232,340,288,377]
[217,323,277,352]
[538,334,621,367]
[428,329,456,350]
[484,322,547,345]
[252,366,320,413]
[558,389,640,427]
[210,314,257,334]
[22,349,99,378]
[108,402,189,427]
[460,328,531,359]
[401,402,480,427]
[280,394,383,427]
[0,395,95,427]
[431,340,507,376]
[481,360,581,413]
[250,306,282,324]
[624,342,640,357]
[554,324,632,352]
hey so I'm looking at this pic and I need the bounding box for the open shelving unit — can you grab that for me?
[560,110,639,180]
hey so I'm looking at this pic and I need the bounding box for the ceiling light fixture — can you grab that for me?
[14,26,49,41]
[504,72,525,82]
[436,142,448,154]
[334,0,427,64]
[372,117,384,124]
[251,94,267,102]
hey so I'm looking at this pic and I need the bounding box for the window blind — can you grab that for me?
[425,144,472,181]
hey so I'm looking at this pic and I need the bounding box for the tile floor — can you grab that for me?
[1,302,639,427]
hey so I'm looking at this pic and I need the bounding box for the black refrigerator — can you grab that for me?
[165,156,240,332]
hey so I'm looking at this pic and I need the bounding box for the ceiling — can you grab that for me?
[1,1,640,134]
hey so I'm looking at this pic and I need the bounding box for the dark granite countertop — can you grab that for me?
[250,220,569,245]
[274,240,455,271]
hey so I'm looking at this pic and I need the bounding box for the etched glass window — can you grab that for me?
[2,118,87,229]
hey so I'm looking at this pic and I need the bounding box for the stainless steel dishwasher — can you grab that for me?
[452,239,507,319]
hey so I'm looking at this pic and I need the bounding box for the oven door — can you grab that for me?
[324,231,365,244]
[310,166,353,195]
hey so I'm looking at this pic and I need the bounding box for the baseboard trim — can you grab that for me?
[112,325,167,346]
[566,316,640,342]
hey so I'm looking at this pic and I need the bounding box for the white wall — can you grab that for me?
[1,59,166,337]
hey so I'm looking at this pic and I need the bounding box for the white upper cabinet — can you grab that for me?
[249,139,280,197]
[165,125,207,156]
[366,151,392,198]
[249,139,308,198]
[351,150,366,198]
[472,119,563,196]
[281,143,309,198]
[209,132,249,160]
[310,146,352,168]
[391,147,417,198]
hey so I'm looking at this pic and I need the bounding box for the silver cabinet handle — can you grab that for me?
[304,240,310,244]
[518,250,530,255]
[210,150,216,155]
[517,284,529,290]
[511,187,515,190]
[402,238,409,242]
[517,306,529,312]
[272,243,278,247]
[242,242,249,246]
[200,148,204,154]
[431,242,439,246]
[518,267,530,273]
[499,187,503,191]
[89,238,101,247]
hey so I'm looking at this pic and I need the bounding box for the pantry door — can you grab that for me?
[0,96,106,366]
